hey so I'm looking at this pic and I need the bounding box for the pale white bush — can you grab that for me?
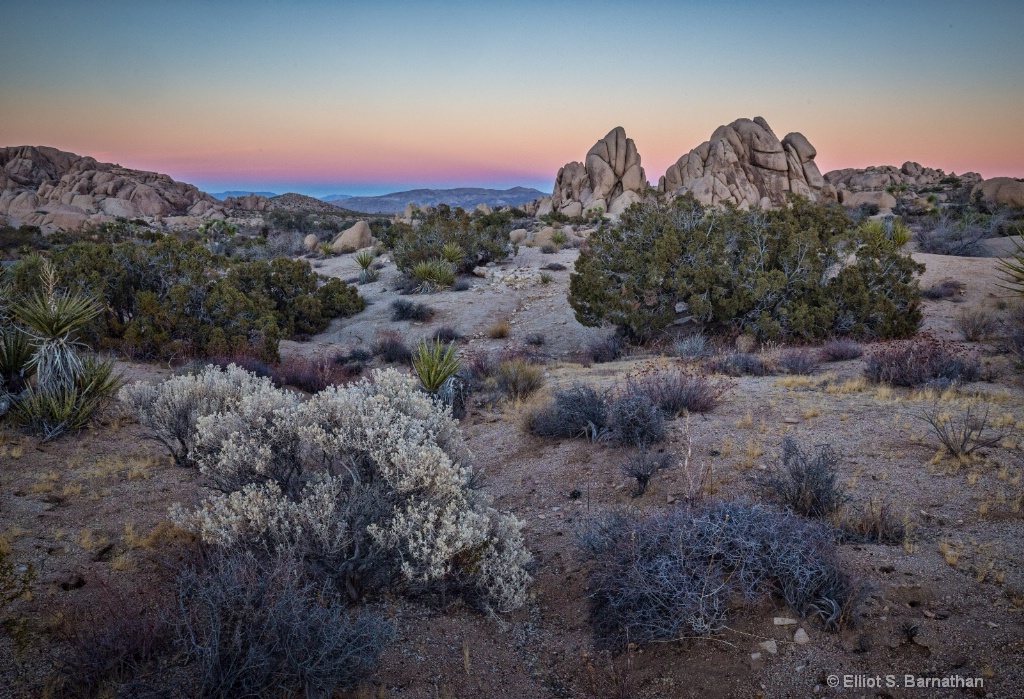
[172,367,531,611]
[119,364,273,467]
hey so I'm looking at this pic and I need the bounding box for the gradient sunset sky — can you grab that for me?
[2,0,1022,197]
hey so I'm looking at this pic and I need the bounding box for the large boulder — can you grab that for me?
[551,127,647,219]
[657,117,835,209]
[332,220,375,253]
[222,194,272,211]
[0,145,224,231]
[825,163,983,213]
[972,177,1024,208]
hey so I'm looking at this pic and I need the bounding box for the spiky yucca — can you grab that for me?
[412,339,461,393]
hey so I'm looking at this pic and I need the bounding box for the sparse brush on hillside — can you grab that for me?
[914,211,991,256]
[864,338,979,387]
[4,239,363,362]
[390,204,517,275]
[759,437,847,519]
[569,194,922,343]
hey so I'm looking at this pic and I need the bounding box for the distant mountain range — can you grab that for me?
[321,193,353,203]
[208,190,279,200]
[332,187,548,214]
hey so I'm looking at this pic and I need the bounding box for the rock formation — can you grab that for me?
[222,193,272,211]
[657,117,835,209]
[551,127,647,218]
[825,163,983,213]
[331,220,376,253]
[0,145,222,231]
[971,178,1024,209]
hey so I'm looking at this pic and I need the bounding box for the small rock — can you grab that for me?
[750,652,762,661]
[923,610,935,619]
[774,617,798,626]
[794,628,810,645]
[758,640,778,655]
[667,495,676,504]
[783,417,800,424]
[472,266,489,278]
[986,622,999,628]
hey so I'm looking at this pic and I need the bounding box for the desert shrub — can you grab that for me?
[528,383,608,442]
[173,367,531,611]
[550,230,568,246]
[390,298,435,322]
[708,352,767,377]
[915,404,1002,459]
[5,239,363,361]
[410,258,456,289]
[0,326,33,393]
[430,326,462,344]
[488,320,511,339]
[452,277,472,291]
[914,212,989,256]
[673,333,710,359]
[840,500,907,545]
[864,339,980,387]
[525,333,545,347]
[607,386,665,447]
[373,330,412,364]
[779,348,820,375]
[539,272,553,285]
[45,591,172,699]
[354,249,375,270]
[203,354,274,378]
[759,437,847,519]
[542,262,567,271]
[569,195,922,342]
[622,449,672,497]
[586,334,623,363]
[819,338,863,362]
[391,205,517,274]
[13,357,121,440]
[494,359,545,400]
[271,355,349,393]
[860,217,912,248]
[955,307,997,341]
[176,549,392,699]
[540,244,557,254]
[412,339,461,393]
[579,500,858,646]
[920,279,964,300]
[119,363,273,468]
[635,369,722,416]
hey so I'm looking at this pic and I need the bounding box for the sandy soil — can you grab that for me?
[1,244,1022,698]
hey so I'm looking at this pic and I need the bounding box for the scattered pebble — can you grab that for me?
[758,640,778,655]
[794,628,810,645]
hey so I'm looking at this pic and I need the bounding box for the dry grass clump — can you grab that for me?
[488,320,511,339]
[632,368,724,416]
[708,352,768,377]
[915,404,1003,460]
[621,449,672,497]
[920,279,965,300]
[527,383,608,442]
[586,334,623,363]
[493,359,545,400]
[840,500,908,545]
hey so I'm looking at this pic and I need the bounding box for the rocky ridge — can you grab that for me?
[825,162,983,213]
[0,145,224,231]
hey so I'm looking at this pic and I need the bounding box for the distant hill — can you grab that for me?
[270,193,365,217]
[335,187,548,215]
[321,193,353,203]
[209,190,278,200]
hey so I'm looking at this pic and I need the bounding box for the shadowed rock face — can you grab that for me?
[657,117,835,209]
[0,145,220,230]
[551,127,647,219]
[972,177,1024,208]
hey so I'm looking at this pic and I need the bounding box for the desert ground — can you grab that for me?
[2,232,1022,699]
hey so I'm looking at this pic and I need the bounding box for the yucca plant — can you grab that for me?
[354,249,376,270]
[998,236,1024,295]
[12,357,121,440]
[16,290,102,395]
[440,242,464,265]
[0,329,34,393]
[411,259,456,289]
[412,339,461,393]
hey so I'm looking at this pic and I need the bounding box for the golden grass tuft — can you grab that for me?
[488,320,511,339]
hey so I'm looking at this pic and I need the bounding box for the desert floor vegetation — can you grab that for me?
[2,203,1024,697]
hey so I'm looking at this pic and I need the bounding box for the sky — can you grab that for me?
[1,0,1022,198]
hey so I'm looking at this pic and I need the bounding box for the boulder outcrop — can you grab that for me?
[657,117,835,209]
[0,145,222,230]
[551,127,647,219]
[825,162,983,213]
[331,220,376,253]
[971,177,1024,209]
